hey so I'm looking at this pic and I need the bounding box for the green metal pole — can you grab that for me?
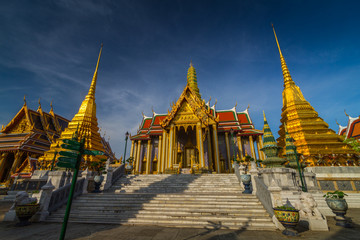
[50,151,58,171]
[123,135,128,165]
[59,138,84,240]
[230,131,236,163]
[294,147,307,192]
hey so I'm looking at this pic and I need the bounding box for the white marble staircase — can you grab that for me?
[47,174,276,230]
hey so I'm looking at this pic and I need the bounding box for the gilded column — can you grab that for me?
[206,127,213,171]
[0,153,8,181]
[237,135,243,159]
[168,124,174,169]
[256,138,261,161]
[174,127,177,166]
[130,140,135,158]
[196,122,205,168]
[249,135,256,159]
[132,141,137,171]
[10,151,23,175]
[224,132,231,171]
[161,131,167,172]
[135,140,141,173]
[258,135,265,160]
[146,139,152,174]
[157,136,162,173]
[212,124,220,173]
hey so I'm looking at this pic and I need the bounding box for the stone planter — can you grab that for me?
[326,198,351,227]
[240,174,252,194]
[93,175,104,193]
[273,208,300,228]
[15,204,40,226]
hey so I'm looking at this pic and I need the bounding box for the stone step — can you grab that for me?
[50,212,272,222]
[46,217,276,230]
[53,208,267,215]
[46,174,276,231]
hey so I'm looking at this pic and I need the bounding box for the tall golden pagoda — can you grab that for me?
[272,25,354,165]
[38,44,106,169]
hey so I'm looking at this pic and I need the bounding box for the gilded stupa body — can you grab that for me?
[38,45,106,169]
[272,26,354,165]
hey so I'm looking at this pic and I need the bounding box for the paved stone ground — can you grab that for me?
[1,201,359,240]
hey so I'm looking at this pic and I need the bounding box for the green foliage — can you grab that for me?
[126,157,134,163]
[90,159,107,174]
[275,205,297,210]
[323,190,348,199]
[344,138,360,152]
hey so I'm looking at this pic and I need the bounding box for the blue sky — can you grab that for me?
[1,0,359,158]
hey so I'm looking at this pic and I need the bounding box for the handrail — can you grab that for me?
[111,164,125,185]
[48,178,85,212]
[254,176,274,217]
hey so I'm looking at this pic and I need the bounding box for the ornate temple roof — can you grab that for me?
[338,113,360,140]
[130,62,262,140]
[0,98,69,154]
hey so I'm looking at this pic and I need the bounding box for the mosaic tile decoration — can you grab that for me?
[336,180,353,191]
[319,180,335,191]
[354,181,360,191]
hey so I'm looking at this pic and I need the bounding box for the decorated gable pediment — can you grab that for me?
[1,106,33,134]
[160,86,217,129]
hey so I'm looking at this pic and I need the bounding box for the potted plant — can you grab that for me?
[125,157,134,173]
[273,205,300,228]
[240,162,251,194]
[15,194,40,226]
[324,190,351,227]
[90,159,107,193]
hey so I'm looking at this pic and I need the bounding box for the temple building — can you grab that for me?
[38,44,116,170]
[0,99,69,186]
[337,112,360,140]
[272,25,356,166]
[130,63,264,174]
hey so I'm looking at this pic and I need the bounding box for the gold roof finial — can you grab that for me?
[263,111,267,121]
[271,23,283,56]
[87,43,103,99]
[344,109,349,117]
[187,61,201,99]
[49,100,54,115]
[23,95,27,106]
[272,24,294,86]
[37,98,42,111]
[335,119,340,126]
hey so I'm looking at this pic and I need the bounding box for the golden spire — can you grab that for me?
[49,100,54,115]
[38,44,106,170]
[37,98,42,112]
[23,95,27,106]
[263,110,267,121]
[272,24,294,87]
[187,61,201,99]
[87,43,103,100]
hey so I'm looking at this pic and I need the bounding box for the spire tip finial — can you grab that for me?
[263,111,267,121]
[23,95,27,106]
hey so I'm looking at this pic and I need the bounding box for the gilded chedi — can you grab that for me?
[272,25,356,166]
[38,44,111,170]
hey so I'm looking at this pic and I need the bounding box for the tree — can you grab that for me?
[344,138,360,152]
